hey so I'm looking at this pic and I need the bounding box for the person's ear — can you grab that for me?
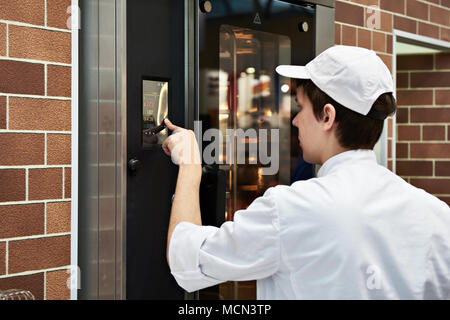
[322,103,336,130]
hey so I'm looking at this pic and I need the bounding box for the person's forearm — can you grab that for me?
[166,164,202,266]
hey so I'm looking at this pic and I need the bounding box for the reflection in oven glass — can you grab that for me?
[199,25,292,300]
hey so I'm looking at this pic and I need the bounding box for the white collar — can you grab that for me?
[317,149,377,178]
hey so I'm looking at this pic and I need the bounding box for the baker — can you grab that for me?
[162,45,450,299]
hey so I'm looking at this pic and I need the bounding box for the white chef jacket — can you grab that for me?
[168,149,450,299]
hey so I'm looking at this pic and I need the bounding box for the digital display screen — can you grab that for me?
[142,79,168,147]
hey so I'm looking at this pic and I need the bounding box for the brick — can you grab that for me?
[47,65,71,97]
[47,134,71,165]
[411,72,450,87]
[411,107,450,123]
[388,117,393,138]
[336,1,364,27]
[28,168,62,200]
[342,25,357,46]
[436,161,450,176]
[372,31,386,52]
[9,25,71,64]
[418,22,440,39]
[397,160,433,176]
[396,142,409,158]
[397,90,433,106]
[357,28,370,50]
[0,169,25,202]
[396,107,409,123]
[335,23,341,45]
[0,23,5,56]
[397,54,434,70]
[388,138,392,157]
[9,98,71,131]
[0,203,45,238]
[394,16,417,34]
[407,0,429,21]
[47,201,71,234]
[8,235,70,274]
[0,0,45,26]
[46,269,70,300]
[0,133,45,165]
[398,125,421,141]
[423,125,446,140]
[0,96,5,129]
[443,0,450,8]
[436,53,450,70]
[386,34,393,54]
[436,90,450,105]
[410,178,450,194]
[0,272,44,300]
[441,27,450,42]
[377,53,392,73]
[439,197,450,206]
[0,60,45,95]
[430,5,450,25]
[381,0,405,14]
[350,0,378,5]
[397,73,409,88]
[410,143,450,158]
[47,0,71,30]
[379,11,393,33]
[64,167,71,199]
[0,242,5,275]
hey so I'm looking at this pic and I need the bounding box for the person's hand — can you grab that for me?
[162,118,201,166]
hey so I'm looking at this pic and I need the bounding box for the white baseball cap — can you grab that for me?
[276,45,395,120]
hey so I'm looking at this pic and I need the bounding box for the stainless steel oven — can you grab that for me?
[78,0,334,300]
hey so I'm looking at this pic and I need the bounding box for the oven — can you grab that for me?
[78,0,334,300]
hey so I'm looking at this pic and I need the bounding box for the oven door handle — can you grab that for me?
[199,165,226,227]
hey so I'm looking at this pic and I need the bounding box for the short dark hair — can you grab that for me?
[295,79,396,149]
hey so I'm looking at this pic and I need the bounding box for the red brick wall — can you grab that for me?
[0,0,71,300]
[335,0,450,204]
[397,53,450,205]
[0,0,448,301]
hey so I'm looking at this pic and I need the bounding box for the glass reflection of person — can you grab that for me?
[291,148,314,183]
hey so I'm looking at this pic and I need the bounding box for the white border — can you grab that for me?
[70,0,79,301]
[392,30,450,174]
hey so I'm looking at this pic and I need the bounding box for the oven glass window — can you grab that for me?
[201,25,292,300]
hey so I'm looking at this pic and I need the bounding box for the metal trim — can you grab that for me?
[185,0,197,130]
[115,0,127,300]
[315,4,335,56]
[284,0,334,8]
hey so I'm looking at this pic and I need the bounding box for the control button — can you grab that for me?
[298,21,309,32]
[200,1,212,13]
[128,158,142,173]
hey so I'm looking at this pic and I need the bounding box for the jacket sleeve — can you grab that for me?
[168,188,281,293]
